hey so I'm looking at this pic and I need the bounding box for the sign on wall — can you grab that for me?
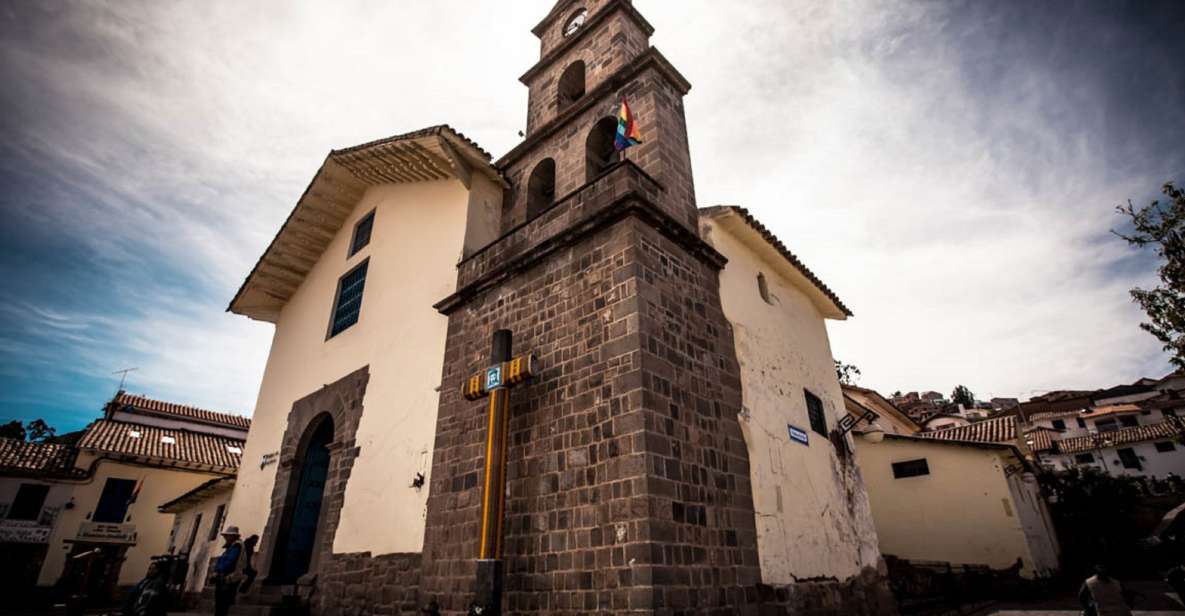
[0,520,51,544]
[788,424,810,446]
[76,521,137,544]
[486,365,503,390]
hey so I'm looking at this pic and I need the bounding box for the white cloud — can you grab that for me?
[0,0,1178,417]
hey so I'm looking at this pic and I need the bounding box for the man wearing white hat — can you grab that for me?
[211,525,245,616]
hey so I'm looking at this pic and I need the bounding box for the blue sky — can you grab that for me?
[1,0,1182,433]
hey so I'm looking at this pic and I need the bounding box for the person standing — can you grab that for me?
[1079,565,1134,616]
[212,526,246,616]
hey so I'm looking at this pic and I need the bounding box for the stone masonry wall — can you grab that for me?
[504,60,698,235]
[313,552,422,616]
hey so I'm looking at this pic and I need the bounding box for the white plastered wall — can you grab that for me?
[855,438,1057,578]
[226,179,472,556]
[702,216,881,584]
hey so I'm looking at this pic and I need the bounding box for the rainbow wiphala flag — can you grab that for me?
[614,97,643,151]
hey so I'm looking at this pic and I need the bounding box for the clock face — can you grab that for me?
[564,9,588,37]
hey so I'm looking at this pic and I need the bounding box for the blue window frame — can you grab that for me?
[328,259,369,339]
[349,210,375,257]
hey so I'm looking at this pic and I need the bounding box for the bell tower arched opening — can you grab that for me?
[585,117,619,182]
[526,158,557,219]
[557,61,586,113]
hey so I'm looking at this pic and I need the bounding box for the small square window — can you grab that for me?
[349,210,375,257]
[1051,419,1065,430]
[328,259,370,339]
[1076,417,1086,428]
[804,390,827,437]
[892,459,930,479]
[8,484,50,521]
[1074,453,1095,464]
[1155,441,1176,453]
[1120,416,1139,428]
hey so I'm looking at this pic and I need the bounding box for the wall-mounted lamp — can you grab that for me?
[838,409,885,444]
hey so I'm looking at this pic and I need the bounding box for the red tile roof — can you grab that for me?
[0,438,83,478]
[110,392,250,430]
[1026,409,1085,423]
[79,420,244,473]
[1054,421,1185,455]
[1025,429,1056,453]
[920,416,1056,452]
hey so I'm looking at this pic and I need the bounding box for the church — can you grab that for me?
[224,1,895,613]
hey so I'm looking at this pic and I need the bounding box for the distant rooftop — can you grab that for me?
[107,391,250,431]
[0,438,84,478]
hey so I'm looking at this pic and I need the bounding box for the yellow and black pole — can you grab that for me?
[462,330,537,615]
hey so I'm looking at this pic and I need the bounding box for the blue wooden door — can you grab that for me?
[279,421,332,582]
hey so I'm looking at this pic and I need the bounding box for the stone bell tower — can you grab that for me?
[419,0,768,612]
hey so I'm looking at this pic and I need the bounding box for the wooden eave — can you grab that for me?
[228,126,505,323]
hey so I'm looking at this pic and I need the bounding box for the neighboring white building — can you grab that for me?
[0,392,248,608]
[855,435,1060,579]
[922,413,970,432]
[158,477,237,597]
[1042,422,1185,478]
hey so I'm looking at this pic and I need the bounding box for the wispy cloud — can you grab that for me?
[0,0,1181,430]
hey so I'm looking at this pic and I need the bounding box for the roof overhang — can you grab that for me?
[229,126,506,323]
[700,206,852,319]
[159,477,235,513]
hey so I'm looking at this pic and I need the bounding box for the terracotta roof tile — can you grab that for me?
[0,438,83,477]
[1054,421,1185,455]
[111,392,250,430]
[1026,409,1086,422]
[79,420,244,473]
[920,416,1056,453]
[1081,404,1142,420]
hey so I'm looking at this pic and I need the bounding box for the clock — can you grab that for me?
[563,9,588,38]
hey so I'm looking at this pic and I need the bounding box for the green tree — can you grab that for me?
[26,419,56,442]
[0,420,25,441]
[951,385,975,408]
[1116,182,1185,370]
[835,360,861,386]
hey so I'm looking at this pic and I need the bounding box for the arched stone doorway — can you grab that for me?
[271,415,333,583]
[254,367,368,591]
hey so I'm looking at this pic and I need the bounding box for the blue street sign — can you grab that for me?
[486,366,503,390]
[788,424,809,446]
